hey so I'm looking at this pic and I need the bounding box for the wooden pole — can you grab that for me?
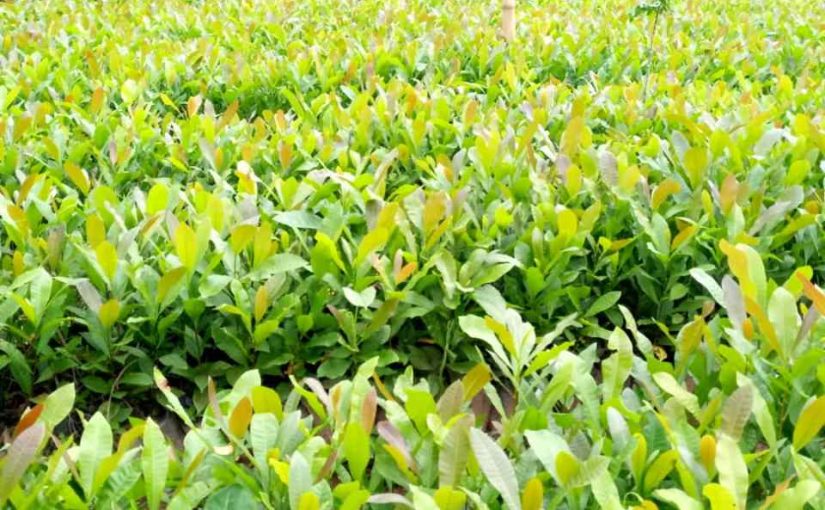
[502,0,516,41]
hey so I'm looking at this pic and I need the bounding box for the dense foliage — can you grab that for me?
[0,0,823,508]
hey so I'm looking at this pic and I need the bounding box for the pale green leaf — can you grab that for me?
[469,428,521,510]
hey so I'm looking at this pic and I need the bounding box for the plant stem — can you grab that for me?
[642,11,660,103]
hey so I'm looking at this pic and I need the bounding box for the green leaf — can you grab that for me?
[690,267,725,305]
[653,371,700,416]
[142,418,168,510]
[438,415,472,487]
[469,428,521,510]
[736,374,776,449]
[78,412,113,498]
[585,291,621,317]
[0,340,32,395]
[288,452,312,510]
[343,286,376,308]
[525,430,570,484]
[274,210,323,230]
[590,469,623,510]
[715,434,748,509]
[653,488,703,510]
[409,486,440,510]
[770,480,821,509]
[247,253,308,281]
[40,383,75,431]
[204,484,258,510]
[250,414,278,486]
[339,489,369,510]
[721,385,753,441]
[768,287,800,357]
[29,268,52,319]
[120,79,140,105]
[343,422,370,481]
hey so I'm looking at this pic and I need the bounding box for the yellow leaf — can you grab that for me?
[792,396,825,451]
[619,164,641,193]
[630,434,647,481]
[12,294,36,325]
[356,227,389,265]
[95,241,118,281]
[434,487,466,510]
[703,483,736,510]
[253,223,272,268]
[557,208,578,239]
[254,286,269,323]
[395,262,417,284]
[555,451,580,487]
[461,363,491,402]
[651,178,681,209]
[278,140,293,170]
[719,240,755,301]
[86,214,106,248]
[744,297,780,354]
[643,450,678,492]
[684,147,708,188]
[228,397,253,438]
[797,274,825,316]
[65,162,90,195]
[187,95,202,117]
[700,435,717,473]
[90,87,105,115]
[158,266,188,304]
[671,224,698,251]
[484,316,516,355]
[376,203,399,232]
[382,445,416,481]
[298,492,320,510]
[146,183,169,215]
[236,160,257,195]
[270,458,290,484]
[521,477,544,510]
[561,116,585,155]
[207,194,224,232]
[565,164,582,196]
[174,223,197,270]
[782,267,812,298]
[99,299,120,329]
[719,174,739,215]
[251,386,283,419]
[13,251,24,276]
[230,225,257,254]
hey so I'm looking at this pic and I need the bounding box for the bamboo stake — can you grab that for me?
[502,0,516,41]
